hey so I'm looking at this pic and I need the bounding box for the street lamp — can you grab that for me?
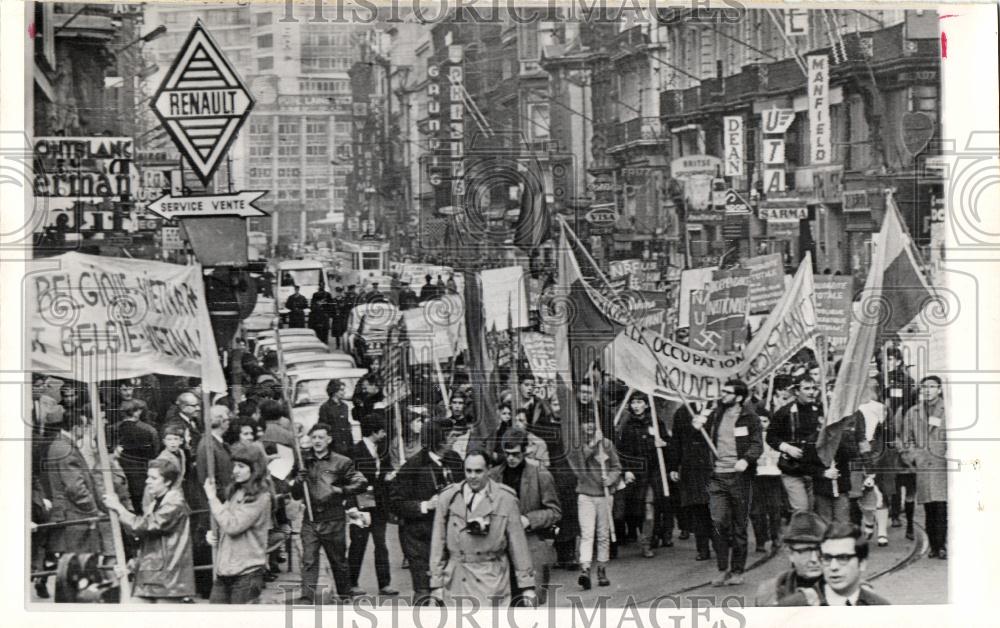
[117,25,167,53]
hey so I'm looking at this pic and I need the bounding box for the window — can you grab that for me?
[334,122,349,134]
[306,145,328,156]
[258,57,273,71]
[250,122,272,135]
[334,187,347,199]
[911,85,938,113]
[257,34,273,49]
[279,145,301,156]
[279,121,300,135]
[250,145,272,157]
[306,121,328,134]
[361,252,382,270]
[256,12,273,26]
[306,189,329,199]
[526,103,550,141]
[517,22,540,60]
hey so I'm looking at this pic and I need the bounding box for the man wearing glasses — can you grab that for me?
[697,379,763,586]
[487,428,561,604]
[754,510,827,605]
[899,375,948,559]
[782,522,890,605]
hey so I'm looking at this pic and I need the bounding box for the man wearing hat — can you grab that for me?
[754,510,828,606]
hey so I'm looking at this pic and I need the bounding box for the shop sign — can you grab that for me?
[843,190,871,213]
[760,205,808,222]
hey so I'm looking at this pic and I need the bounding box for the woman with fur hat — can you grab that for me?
[203,442,273,603]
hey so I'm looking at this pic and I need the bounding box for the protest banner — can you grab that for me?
[740,253,786,314]
[678,266,717,328]
[688,289,716,352]
[480,266,529,331]
[814,274,853,339]
[29,252,226,391]
[606,255,819,400]
[705,268,751,353]
[402,302,463,365]
[740,253,819,385]
[521,332,558,381]
[604,325,743,402]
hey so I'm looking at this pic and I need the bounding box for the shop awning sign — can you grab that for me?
[760,204,808,222]
[152,19,255,185]
[585,203,619,226]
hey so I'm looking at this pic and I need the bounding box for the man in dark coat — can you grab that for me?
[418,274,440,303]
[388,419,462,605]
[112,399,160,508]
[347,412,398,596]
[318,379,355,456]
[527,396,578,569]
[488,428,562,604]
[329,287,348,348]
[285,285,308,328]
[882,347,918,535]
[398,284,419,310]
[615,393,669,558]
[668,403,715,561]
[46,413,109,556]
[701,379,763,586]
[309,285,334,343]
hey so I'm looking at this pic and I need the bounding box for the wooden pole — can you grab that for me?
[647,395,670,498]
[201,389,218,577]
[89,381,131,602]
[613,388,634,432]
[273,276,314,521]
[815,335,839,497]
[765,371,776,414]
[590,366,616,543]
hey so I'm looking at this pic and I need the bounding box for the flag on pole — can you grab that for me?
[464,272,501,450]
[513,185,550,252]
[816,193,937,465]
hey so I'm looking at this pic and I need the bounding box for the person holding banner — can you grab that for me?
[668,404,715,562]
[615,394,669,559]
[103,459,196,603]
[203,442,272,604]
[574,415,622,590]
[701,379,763,586]
[291,422,368,604]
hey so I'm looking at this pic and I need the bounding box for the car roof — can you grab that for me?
[285,353,354,365]
[291,367,368,380]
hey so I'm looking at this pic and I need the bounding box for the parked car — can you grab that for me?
[254,337,327,359]
[287,366,369,438]
[284,352,356,371]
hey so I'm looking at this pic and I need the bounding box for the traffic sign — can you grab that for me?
[723,189,751,214]
[146,191,268,220]
[151,19,255,185]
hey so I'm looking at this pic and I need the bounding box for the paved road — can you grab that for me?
[30,508,945,607]
[255,509,942,608]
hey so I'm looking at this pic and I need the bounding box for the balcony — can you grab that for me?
[606,117,670,154]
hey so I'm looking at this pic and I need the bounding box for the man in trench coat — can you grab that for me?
[429,451,535,607]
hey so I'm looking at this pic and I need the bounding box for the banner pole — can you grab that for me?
[613,388,634,432]
[201,388,218,577]
[647,395,670,498]
[590,365,616,542]
[89,380,131,602]
[815,335,839,497]
[273,275,314,521]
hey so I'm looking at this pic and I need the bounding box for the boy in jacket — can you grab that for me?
[290,422,367,604]
[573,415,622,590]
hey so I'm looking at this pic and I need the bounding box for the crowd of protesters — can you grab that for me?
[29,330,946,606]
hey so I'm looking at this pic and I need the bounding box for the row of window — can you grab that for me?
[303,33,353,47]
[299,79,351,94]
[161,9,248,26]
[248,120,351,135]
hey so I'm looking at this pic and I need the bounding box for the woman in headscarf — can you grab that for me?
[103,459,195,603]
[203,442,273,603]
